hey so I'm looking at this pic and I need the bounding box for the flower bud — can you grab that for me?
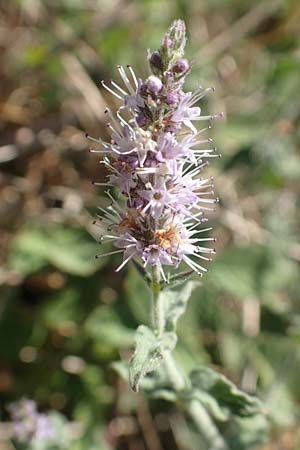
[128,198,144,209]
[149,51,163,71]
[161,36,173,49]
[163,20,186,55]
[145,75,163,95]
[165,91,179,106]
[173,58,190,73]
[136,111,149,127]
[123,155,139,169]
[144,157,157,167]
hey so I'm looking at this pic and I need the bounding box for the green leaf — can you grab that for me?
[224,414,269,450]
[167,270,194,288]
[150,388,177,402]
[9,226,105,276]
[163,281,201,332]
[112,361,177,398]
[40,287,81,327]
[84,306,134,349]
[129,325,177,392]
[209,245,264,300]
[190,367,261,418]
[189,389,230,422]
[125,267,151,324]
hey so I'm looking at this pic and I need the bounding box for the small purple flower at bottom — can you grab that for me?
[8,399,57,446]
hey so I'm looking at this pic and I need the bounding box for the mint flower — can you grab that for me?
[88,19,221,280]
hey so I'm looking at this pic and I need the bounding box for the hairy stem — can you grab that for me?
[151,265,186,390]
[188,400,229,450]
[164,352,186,391]
[151,265,164,336]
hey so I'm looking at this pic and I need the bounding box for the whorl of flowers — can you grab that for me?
[88,20,222,281]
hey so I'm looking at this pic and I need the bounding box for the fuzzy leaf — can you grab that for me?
[150,388,177,402]
[188,389,230,422]
[190,367,261,418]
[129,325,177,392]
[112,361,174,395]
[224,414,269,450]
[163,281,201,332]
[9,226,105,276]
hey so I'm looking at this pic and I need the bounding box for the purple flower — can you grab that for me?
[34,414,56,441]
[142,245,174,266]
[90,20,222,280]
[162,36,173,48]
[165,91,179,106]
[8,399,57,446]
[148,51,163,71]
[136,110,150,127]
[138,177,172,220]
[173,58,190,73]
[145,75,163,95]
[170,88,220,133]
[102,66,144,110]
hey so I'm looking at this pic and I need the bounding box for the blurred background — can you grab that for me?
[0,0,300,449]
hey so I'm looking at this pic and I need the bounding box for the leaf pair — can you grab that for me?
[189,367,262,421]
[129,325,177,392]
[129,281,200,391]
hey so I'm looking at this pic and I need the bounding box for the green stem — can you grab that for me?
[149,265,227,450]
[188,400,229,450]
[164,352,186,391]
[151,265,164,336]
[151,265,186,390]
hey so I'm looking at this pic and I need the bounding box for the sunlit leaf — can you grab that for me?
[9,226,105,276]
[190,367,261,418]
[129,325,177,392]
[162,280,201,332]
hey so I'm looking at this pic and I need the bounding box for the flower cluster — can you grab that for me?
[8,399,56,445]
[89,20,222,280]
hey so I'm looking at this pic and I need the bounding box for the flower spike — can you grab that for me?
[89,20,222,277]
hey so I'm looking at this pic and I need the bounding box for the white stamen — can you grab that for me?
[96,249,123,258]
[116,252,136,271]
[127,65,138,89]
[110,80,128,96]
[101,80,123,100]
